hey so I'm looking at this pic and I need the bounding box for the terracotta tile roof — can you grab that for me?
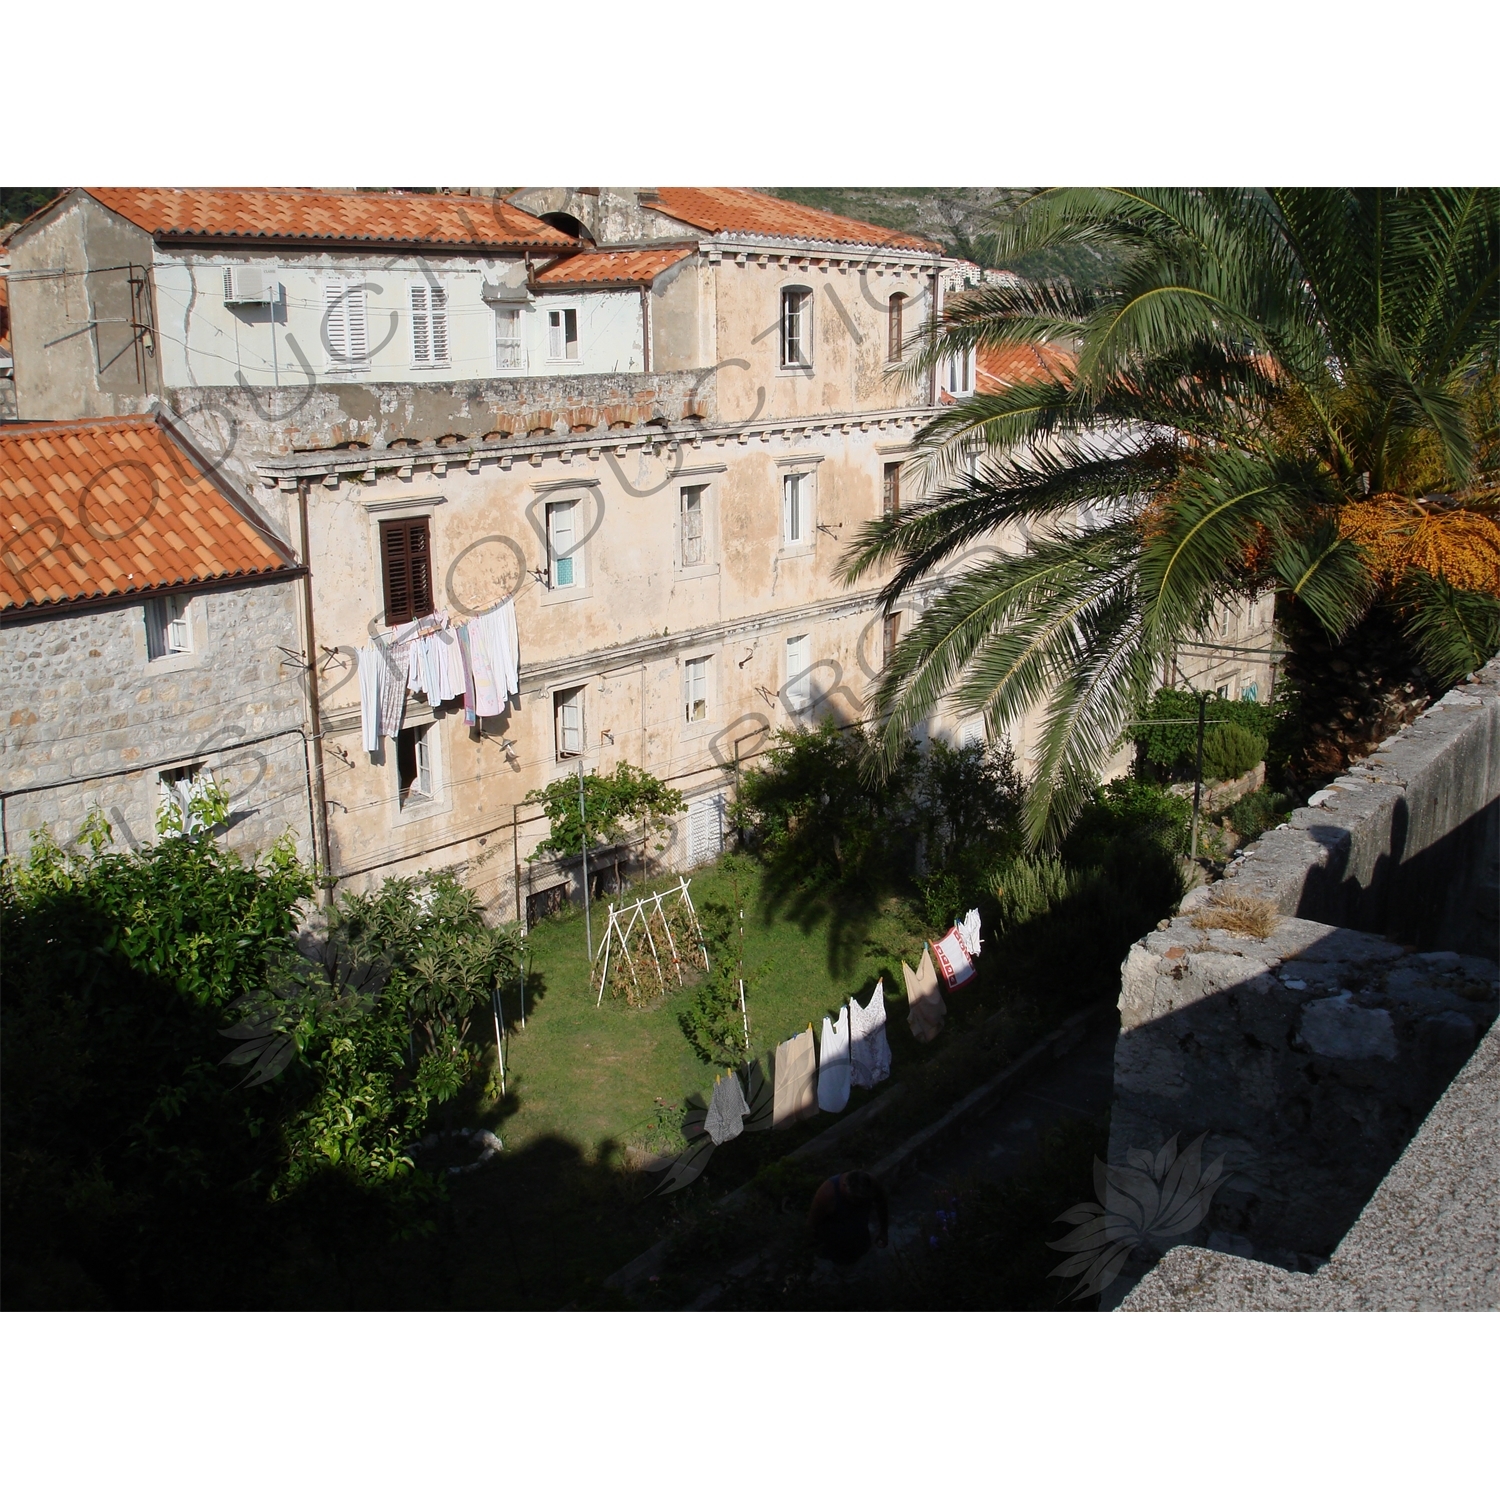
[1,413,299,616]
[533,245,695,288]
[647,188,940,253]
[975,343,1077,392]
[83,188,573,251]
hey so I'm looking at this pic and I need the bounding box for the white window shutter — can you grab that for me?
[324,278,348,361]
[548,309,563,360]
[410,284,430,364]
[345,281,368,363]
[430,286,449,363]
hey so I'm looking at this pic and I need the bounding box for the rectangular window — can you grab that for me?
[396,723,433,805]
[323,276,369,366]
[780,287,811,367]
[546,499,581,589]
[946,347,974,395]
[495,306,524,370]
[379,516,434,627]
[684,656,710,724]
[782,472,807,546]
[555,686,583,758]
[410,283,449,366]
[887,293,905,362]
[785,634,811,711]
[547,307,579,361]
[680,485,706,567]
[882,462,901,519]
[145,594,192,660]
[883,612,901,667]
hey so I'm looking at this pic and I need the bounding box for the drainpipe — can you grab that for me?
[296,479,334,903]
[640,284,652,373]
[928,262,940,407]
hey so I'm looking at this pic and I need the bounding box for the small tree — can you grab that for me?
[525,763,685,876]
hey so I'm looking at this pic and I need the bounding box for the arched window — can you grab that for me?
[780,286,812,368]
[887,292,905,362]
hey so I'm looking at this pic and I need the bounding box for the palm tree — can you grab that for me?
[842,188,1499,846]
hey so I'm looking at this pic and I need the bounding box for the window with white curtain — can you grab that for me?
[546,499,581,589]
[410,283,449,366]
[680,485,707,567]
[495,306,524,370]
[782,472,809,546]
[684,656,710,723]
[785,634,811,711]
[547,307,579,361]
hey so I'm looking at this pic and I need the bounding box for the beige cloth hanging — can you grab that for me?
[772,1027,818,1129]
[903,948,947,1042]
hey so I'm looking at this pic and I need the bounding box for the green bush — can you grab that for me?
[1201,722,1267,781]
[1224,787,1296,841]
[1133,687,1278,781]
[990,853,1085,938]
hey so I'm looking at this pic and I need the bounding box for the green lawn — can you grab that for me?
[486,857,934,1161]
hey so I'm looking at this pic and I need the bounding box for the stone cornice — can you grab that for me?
[258,405,941,490]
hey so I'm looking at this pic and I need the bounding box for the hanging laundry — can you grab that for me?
[357,645,381,753]
[903,948,946,1043]
[849,978,891,1088]
[958,908,983,957]
[817,1006,851,1113]
[772,1028,818,1129]
[932,926,976,990]
[704,1070,750,1145]
[375,629,413,741]
[456,623,478,725]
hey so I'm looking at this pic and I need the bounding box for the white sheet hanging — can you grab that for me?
[849,978,891,1088]
[357,645,381,753]
[817,1006,851,1113]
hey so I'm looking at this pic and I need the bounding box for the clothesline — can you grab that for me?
[653,911,985,1194]
[357,596,520,753]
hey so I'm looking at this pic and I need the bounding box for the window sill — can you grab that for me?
[776,365,814,379]
[679,717,722,743]
[410,362,452,372]
[673,562,719,582]
[143,651,199,678]
[393,789,451,827]
[778,543,816,560]
[538,583,594,607]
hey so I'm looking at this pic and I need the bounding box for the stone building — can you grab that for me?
[3,185,1274,920]
[0,411,311,861]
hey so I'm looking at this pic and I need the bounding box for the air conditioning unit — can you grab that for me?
[223,266,278,304]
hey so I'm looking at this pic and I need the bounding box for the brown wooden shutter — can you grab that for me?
[380,517,433,626]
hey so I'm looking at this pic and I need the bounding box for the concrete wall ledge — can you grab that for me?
[1122,1015,1499,1311]
[1218,657,1500,957]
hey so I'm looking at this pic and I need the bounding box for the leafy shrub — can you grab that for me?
[730,720,918,915]
[990,853,1086,938]
[526,763,685,860]
[1224,787,1296,841]
[1133,687,1278,781]
[678,859,763,1068]
[1200,722,1267,781]
[1061,778,1191,867]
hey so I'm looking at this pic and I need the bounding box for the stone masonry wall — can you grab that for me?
[1100,652,1500,1302]
[2,579,312,862]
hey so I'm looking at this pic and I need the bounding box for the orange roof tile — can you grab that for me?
[533,245,695,288]
[1,413,299,616]
[648,188,940,253]
[975,343,1077,392]
[84,188,573,251]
